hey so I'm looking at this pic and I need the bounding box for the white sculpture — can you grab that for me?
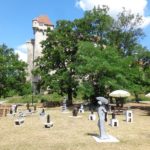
[96,97,109,139]
[79,104,84,113]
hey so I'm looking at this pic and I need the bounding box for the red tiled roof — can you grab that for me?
[33,16,53,25]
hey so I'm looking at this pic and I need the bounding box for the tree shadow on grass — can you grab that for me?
[131,105,150,116]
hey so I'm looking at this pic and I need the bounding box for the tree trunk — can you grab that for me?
[67,88,73,106]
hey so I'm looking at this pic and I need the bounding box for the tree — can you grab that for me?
[134,50,150,95]
[75,42,132,102]
[35,6,113,105]
[75,41,150,105]
[35,20,78,105]
[74,6,113,49]
[0,44,28,97]
[108,8,144,56]
[36,6,149,105]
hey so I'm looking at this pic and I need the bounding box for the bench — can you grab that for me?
[111,106,128,115]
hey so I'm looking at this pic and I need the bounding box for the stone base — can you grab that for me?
[44,122,53,128]
[78,109,84,113]
[15,119,24,125]
[88,115,96,121]
[93,135,119,143]
[110,119,119,127]
[126,117,133,123]
[125,110,133,123]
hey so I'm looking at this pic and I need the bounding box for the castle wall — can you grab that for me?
[34,29,47,60]
[26,16,54,81]
[26,39,34,81]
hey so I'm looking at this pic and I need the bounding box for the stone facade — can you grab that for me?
[26,16,54,81]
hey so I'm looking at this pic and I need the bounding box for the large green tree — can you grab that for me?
[74,6,113,48]
[35,6,113,105]
[35,20,79,105]
[75,42,132,101]
[75,41,150,104]
[74,7,149,101]
[36,6,149,105]
[108,8,144,56]
[0,44,28,97]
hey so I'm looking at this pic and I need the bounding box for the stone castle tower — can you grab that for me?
[26,16,54,81]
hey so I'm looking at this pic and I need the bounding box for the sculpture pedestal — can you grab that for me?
[15,118,24,125]
[110,119,119,127]
[78,109,84,113]
[88,114,96,121]
[125,110,133,123]
[93,135,119,143]
[44,122,53,128]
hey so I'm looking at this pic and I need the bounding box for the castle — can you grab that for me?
[26,16,54,81]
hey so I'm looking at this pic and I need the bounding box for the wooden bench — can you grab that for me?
[111,106,128,115]
[0,108,9,117]
[0,104,11,117]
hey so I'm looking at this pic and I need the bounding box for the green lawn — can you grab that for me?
[0,102,150,150]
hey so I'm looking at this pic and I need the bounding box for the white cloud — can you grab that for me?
[15,44,27,62]
[76,0,150,28]
[142,16,150,27]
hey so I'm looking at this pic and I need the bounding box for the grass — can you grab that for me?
[2,93,63,104]
[0,102,150,150]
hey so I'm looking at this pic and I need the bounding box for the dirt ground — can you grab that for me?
[0,102,150,150]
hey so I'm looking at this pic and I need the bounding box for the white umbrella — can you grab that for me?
[145,93,150,98]
[109,90,131,98]
[96,97,108,104]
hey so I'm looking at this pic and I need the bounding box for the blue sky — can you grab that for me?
[0,0,83,48]
[0,0,150,61]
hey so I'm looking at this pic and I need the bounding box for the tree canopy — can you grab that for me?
[35,6,150,105]
[0,44,29,98]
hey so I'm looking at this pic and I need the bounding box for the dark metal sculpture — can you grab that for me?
[72,106,78,116]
